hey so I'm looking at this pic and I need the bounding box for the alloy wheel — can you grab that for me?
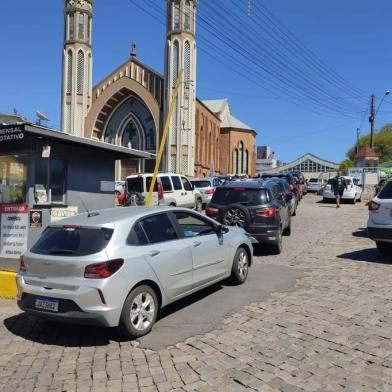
[130,292,156,331]
[237,250,248,279]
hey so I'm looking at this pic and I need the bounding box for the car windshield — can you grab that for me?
[127,177,143,193]
[378,181,392,199]
[309,179,318,183]
[30,227,114,256]
[211,188,268,206]
[192,180,211,188]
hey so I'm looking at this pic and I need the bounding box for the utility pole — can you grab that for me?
[356,128,360,155]
[369,94,375,149]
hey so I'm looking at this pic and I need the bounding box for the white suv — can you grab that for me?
[126,173,203,211]
[322,176,362,204]
[368,180,392,256]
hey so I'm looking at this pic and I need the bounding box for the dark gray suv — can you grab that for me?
[206,180,292,254]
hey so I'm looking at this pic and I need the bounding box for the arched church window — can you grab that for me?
[239,142,244,173]
[78,13,85,40]
[184,41,191,82]
[184,0,191,31]
[172,40,179,87]
[245,150,249,174]
[67,50,73,93]
[122,118,141,150]
[233,149,239,174]
[69,13,75,40]
[77,50,84,94]
[173,0,180,30]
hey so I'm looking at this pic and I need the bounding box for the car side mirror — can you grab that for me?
[216,225,229,235]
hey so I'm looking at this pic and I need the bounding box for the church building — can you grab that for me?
[60,0,256,179]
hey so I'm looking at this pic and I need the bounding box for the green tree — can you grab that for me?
[346,123,392,163]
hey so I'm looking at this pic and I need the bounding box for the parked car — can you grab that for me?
[126,173,203,211]
[206,180,292,254]
[291,171,307,195]
[191,178,221,208]
[260,173,300,204]
[322,176,362,204]
[307,178,323,193]
[367,180,392,256]
[17,207,253,338]
[270,178,297,217]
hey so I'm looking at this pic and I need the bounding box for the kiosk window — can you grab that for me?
[0,155,27,204]
[35,158,67,204]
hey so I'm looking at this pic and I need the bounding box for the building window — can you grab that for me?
[239,142,244,173]
[233,149,239,174]
[245,150,249,174]
[184,0,191,31]
[121,118,142,150]
[69,13,75,40]
[35,158,67,205]
[78,13,85,40]
[184,41,191,82]
[0,155,28,204]
[77,50,84,94]
[172,40,179,87]
[67,50,73,93]
[173,0,180,30]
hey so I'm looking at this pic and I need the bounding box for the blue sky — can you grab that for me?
[1,0,392,163]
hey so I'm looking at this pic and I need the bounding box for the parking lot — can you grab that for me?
[1,195,392,392]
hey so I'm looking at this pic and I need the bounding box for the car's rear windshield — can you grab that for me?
[30,227,114,256]
[378,181,392,199]
[309,179,318,182]
[211,188,268,206]
[192,180,211,188]
[127,177,143,193]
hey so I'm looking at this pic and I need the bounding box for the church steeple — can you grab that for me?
[164,0,198,176]
[61,0,94,136]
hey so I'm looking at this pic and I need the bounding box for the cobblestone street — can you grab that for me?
[1,195,392,392]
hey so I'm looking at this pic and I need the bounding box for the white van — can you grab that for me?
[126,173,203,211]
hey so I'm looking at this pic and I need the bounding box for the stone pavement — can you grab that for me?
[1,196,392,392]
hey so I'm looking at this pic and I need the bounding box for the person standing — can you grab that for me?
[331,172,347,208]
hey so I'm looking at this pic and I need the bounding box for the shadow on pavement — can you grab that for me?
[3,282,228,347]
[352,228,368,238]
[337,248,390,264]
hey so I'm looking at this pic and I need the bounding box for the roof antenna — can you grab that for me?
[79,196,99,218]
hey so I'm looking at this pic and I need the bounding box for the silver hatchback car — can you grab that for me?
[17,207,253,338]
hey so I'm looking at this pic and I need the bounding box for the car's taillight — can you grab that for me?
[256,207,277,217]
[84,259,124,279]
[205,189,215,195]
[19,256,26,273]
[157,182,164,201]
[368,200,381,212]
[206,206,219,217]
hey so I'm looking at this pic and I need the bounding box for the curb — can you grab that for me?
[0,270,17,299]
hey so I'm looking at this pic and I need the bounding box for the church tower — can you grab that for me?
[61,0,94,137]
[164,0,198,176]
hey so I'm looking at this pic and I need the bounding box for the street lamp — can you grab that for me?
[370,90,390,149]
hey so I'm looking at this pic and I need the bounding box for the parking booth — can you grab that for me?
[0,122,155,275]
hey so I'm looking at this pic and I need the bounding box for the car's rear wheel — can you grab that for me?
[195,198,203,212]
[283,219,291,236]
[230,247,249,285]
[270,227,283,255]
[120,285,158,339]
[376,241,392,257]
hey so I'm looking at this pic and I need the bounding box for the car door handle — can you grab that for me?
[193,241,201,247]
[149,250,160,257]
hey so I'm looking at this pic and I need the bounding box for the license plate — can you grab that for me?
[35,297,59,312]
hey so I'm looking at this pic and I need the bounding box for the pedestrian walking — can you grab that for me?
[331,171,347,208]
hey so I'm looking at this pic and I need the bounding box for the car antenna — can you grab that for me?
[79,196,100,218]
